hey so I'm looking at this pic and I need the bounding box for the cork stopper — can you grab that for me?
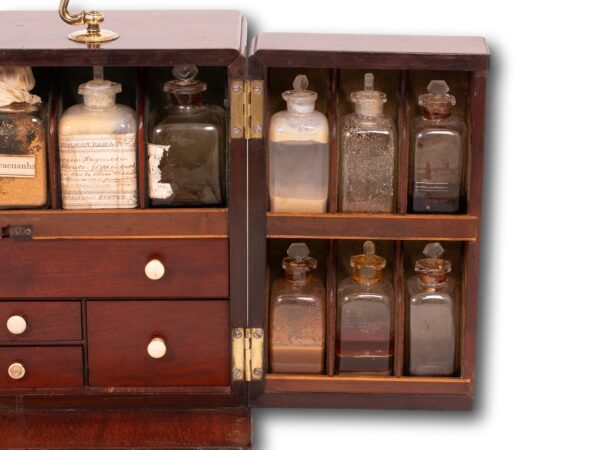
[283,75,318,113]
[283,243,317,284]
[351,241,386,285]
[415,242,451,285]
[0,66,41,108]
[164,65,207,96]
[351,73,386,117]
[418,80,456,119]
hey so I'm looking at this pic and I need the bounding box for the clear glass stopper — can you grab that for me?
[351,73,386,116]
[423,242,445,258]
[282,74,318,113]
[287,242,310,263]
[164,64,206,95]
[418,80,456,113]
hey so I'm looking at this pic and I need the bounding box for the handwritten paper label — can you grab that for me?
[148,143,174,200]
[0,154,35,178]
[59,133,137,209]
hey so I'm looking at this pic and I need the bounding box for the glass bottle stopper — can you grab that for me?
[164,65,206,95]
[364,73,374,92]
[282,75,317,112]
[287,242,310,263]
[351,73,386,116]
[293,74,309,93]
[93,65,104,81]
[418,80,456,107]
[416,242,451,284]
[351,240,386,283]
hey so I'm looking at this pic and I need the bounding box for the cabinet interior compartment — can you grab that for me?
[143,66,230,208]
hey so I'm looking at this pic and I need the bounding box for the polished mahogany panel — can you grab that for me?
[0,301,81,342]
[0,346,83,389]
[87,300,230,387]
[0,239,229,299]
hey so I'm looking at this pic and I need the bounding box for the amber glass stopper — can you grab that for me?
[418,80,456,119]
[283,243,317,284]
[351,241,386,285]
[415,242,451,285]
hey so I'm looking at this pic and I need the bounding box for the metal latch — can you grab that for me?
[1,225,33,240]
[232,327,264,381]
[229,80,264,140]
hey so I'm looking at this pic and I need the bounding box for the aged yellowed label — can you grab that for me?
[0,154,35,178]
[147,143,174,200]
[59,133,137,209]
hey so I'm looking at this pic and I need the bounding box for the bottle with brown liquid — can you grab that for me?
[269,243,326,374]
[410,80,466,213]
[0,66,48,209]
[407,242,456,376]
[336,241,394,375]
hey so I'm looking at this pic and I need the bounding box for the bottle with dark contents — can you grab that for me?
[269,243,326,374]
[407,242,456,376]
[339,73,397,213]
[410,80,466,213]
[336,241,394,375]
[0,66,48,209]
[148,65,225,207]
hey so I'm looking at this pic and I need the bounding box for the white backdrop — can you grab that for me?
[1,1,597,449]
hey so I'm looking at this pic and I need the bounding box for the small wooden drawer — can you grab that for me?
[0,346,83,389]
[0,239,228,299]
[0,302,81,342]
[87,301,230,387]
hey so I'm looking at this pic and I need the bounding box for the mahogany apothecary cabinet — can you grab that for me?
[0,7,489,449]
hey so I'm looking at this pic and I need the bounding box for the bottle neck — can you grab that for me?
[169,93,203,108]
[352,268,382,285]
[83,94,117,111]
[287,101,315,114]
[416,277,448,292]
[355,101,384,117]
[0,102,40,114]
[285,268,312,286]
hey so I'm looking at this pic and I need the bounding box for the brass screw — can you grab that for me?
[252,85,262,94]
[253,330,263,339]
[232,368,243,379]
[253,368,263,377]
[232,85,242,94]
[232,127,242,135]
[233,329,243,339]
[252,125,263,135]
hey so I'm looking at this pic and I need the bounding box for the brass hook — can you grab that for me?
[58,0,119,43]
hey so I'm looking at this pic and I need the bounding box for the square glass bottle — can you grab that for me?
[0,66,48,209]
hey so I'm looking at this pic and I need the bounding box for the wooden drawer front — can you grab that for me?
[0,346,83,389]
[0,239,228,299]
[87,301,230,387]
[0,302,81,342]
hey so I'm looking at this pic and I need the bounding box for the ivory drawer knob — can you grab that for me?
[8,362,25,380]
[145,259,165,281]
[6,315,27,335]
[147,337,167,359]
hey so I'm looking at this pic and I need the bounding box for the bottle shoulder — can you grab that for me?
[338,277,394,300]
[269,110,329,143]
[412,115,466,134]
[60,103,137,133]
[271,277,326,303]
[408,276,455,303]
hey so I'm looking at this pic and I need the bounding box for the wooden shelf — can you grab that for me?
[265,374,472,396]
[0,209,228,239]
[266,212,478,241]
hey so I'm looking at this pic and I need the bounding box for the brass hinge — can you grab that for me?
[231,327,264,382]
[229,80,264,140]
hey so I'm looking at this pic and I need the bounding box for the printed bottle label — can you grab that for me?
[147,143,174,200]
[0,154,35,178]
[59,133,137,209]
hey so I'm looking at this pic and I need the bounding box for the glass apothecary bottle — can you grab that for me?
[407,242,456,376]
[269,243,326,374]
[339,73,397,213]
[59,76,137,209]
[148,65,225,207]
[410,80,466,213]
[336,241,394,375]
[269,75,329,213]
[0,66,47,209]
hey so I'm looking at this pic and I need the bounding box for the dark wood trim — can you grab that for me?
[0,409,251,449]
[136,67,147,209]
[267,213,479,240]
[326,240,337,377]
[264,374,471,396]
[0,209,229,238]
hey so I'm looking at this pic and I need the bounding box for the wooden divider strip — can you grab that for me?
[136,67,147,209]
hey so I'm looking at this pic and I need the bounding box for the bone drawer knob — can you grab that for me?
[6,315,27,335]
[147,337,167,359]
[145,259,165,281]
[8,362,25,380]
